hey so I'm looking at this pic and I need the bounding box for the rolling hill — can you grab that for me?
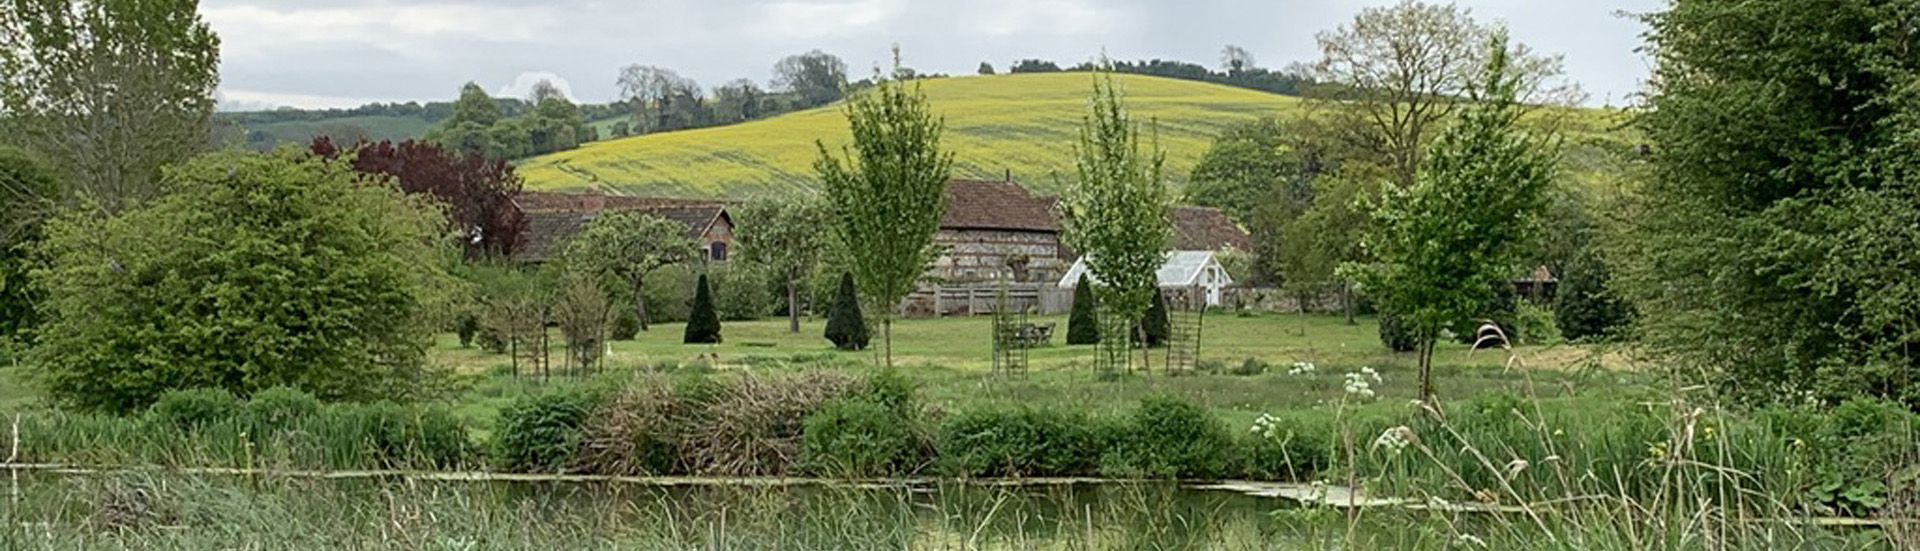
[516,72,1634,198]
[516,73,1321,197]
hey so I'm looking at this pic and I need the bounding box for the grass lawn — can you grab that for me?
[432,313,1642,431]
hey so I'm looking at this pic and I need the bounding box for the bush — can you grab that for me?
[30,150,457,412]
[1377,311,1418,352]
[684,273,722,343]
[1137,289,1171,347]
[642,265,695,323]
[936,407,1108,477]
[823,272,868,351]
[1229,358,1268,376]
[341,401,474,469]
[1512,301,1562,345]
[1453,281,1518,346]
[1239,413,1333,481]
[1066,274,1100,345]
[575,378,688,475]
[710,263,772,321]
[243,386,322,428]
[494,390,599,473]
[1762,398,1919,516]
[798,398,921,477]
[146,388,242,430]
[610,308,640,340]
[682,371,859,476]
[1555,252,1632,341]
[455,314,480,348]
[1104,396,1234,479]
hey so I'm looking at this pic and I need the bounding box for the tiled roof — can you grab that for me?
[1169,206,1251,252]
[941,179,1057,232]
[511,191,729,262]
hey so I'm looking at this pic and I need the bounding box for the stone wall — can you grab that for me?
[930,228,1066,283]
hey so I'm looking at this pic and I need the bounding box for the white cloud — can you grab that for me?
[496,72,577,101]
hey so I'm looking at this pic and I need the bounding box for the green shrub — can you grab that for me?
[1762,398,1918,516]
[1512,301,1562,345]
[1066,274,1100,345]
[684,273,722,344]
[1136,289,1170,347]
[823,272,868,351]
[455,314,480,348]
[341,401,474,469]
[1554,252,1632,341]
[860,368,918,417]
[244,386,322,428]
[642,265,695,323]
[146,388,242,430]
[1240,413,1333,481]
[1229,358,1268,376]
[1377,311,1417,352]
[494,390,599,473]
[31,150,455,413]
[610,308,640,340]
[936,407,1107,477]
[798,398,921,477]
[710,263,772,321]
[1104,396,1234,479]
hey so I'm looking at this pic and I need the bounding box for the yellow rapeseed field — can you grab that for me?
[517,72,1634,198]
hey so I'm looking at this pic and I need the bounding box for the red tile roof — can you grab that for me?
[940,179,1057,232]
[511,191,731,262]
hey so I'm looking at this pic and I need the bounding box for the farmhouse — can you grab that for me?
[511,191,735,263]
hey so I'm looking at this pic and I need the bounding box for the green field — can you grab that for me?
[514,72,1635,198]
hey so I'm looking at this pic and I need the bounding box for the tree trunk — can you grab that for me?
[1342,283,1356,325]
[1417,337,1436,405]
[786,279,801,333]
[883,317,894,368]
[631,276,650,331]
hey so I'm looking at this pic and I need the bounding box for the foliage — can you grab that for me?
[559,210,697,331]
[1187,117,1297,223]
[1511,301,1561,346]
[309,138,527,259]
[553,270,612,370]
[1239,413,1333,481]
[1377,311,1418,352]
[1301,0,1574,189]
[30,150,460,413]
[1554,250,1632,342]
[772,50,849,109]
[814,67,953,365]
[681,371,859,476]
[1760,398,1919,517]
[798,398,921,477]
[1617,0,1920,406]
[1104,396,1235,479]
[494,390,599,473]
[1138,289,1171,348]
[0,0,220,214]
[708,261,773,321]
[1348,34,1555,402]
[1066,273,1101,345]
[243,386,322,428]
[824,272,870,351]
[735,194,830,332]
[935,407,1108,477]
[145,388,242,431]
[0,146,62,341]
[610,307,641,340]
[683,273,722,344]
[1059,72,1171,370]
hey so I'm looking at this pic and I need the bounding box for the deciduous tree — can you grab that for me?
[815,65,952,367]
[773,50,849,108]
[1058,72,1171,372]
[1349,33,1554,404]
[310,138,528,259]
[736,194,830,333]
[559,211,697,332]
[0,0,220,214]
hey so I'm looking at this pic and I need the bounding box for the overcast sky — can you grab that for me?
[206,0,1664,111]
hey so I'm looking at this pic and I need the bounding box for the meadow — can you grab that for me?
[515,72,1637,198]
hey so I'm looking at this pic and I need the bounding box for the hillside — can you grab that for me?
[516,73,1633,198]
[516,73,1311,197]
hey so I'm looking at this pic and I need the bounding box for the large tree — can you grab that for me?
[1058,72,1172,373]
[773,50,849,108]
[1300,0,1574,190]
[0,0,221,215]
[815,68,952,367]
[735,194,830,333]
[310,138,528,260]
[30,150,460,412]
[1187,117,1299,224]
[1618,0,1920,406]
[0,147,63,342]
[616,65,705,133]
[558,211,697,332]
[711,78,766,123]
[1350,33,1555,404]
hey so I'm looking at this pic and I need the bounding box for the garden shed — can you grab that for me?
[1056,251,1235,307]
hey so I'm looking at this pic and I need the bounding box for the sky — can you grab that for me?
[205,0,1665,111]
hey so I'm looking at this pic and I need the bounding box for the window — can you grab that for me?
[709,242,728,261]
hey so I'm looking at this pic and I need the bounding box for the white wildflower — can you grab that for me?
[1250,413,1282,440]
[1343,370,1378,398]
[1372,426,1414,454]
[1287,361,1316,375]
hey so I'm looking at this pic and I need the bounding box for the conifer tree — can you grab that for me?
[683,274,722,344]
[824,272,869,351]
[1066,273,1100,345]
